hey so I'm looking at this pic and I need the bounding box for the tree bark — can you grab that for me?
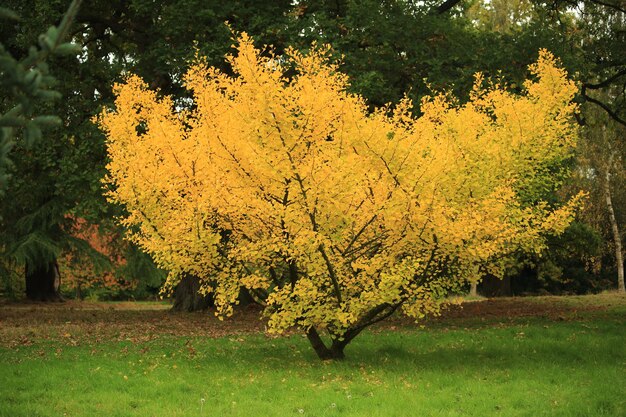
[306,328,346,360]
[604,150,625,293]
[469,282,478,297]
[75,283,83,300]
[480,274,512,297]
[433,0,463,14]
[171,274,213,312]
[25,260,63,301]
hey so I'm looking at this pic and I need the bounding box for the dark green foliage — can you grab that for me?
[0,0,81,195]
[111,247,167,300]
[2,0,304,300]
[0,1,83,300]
[530,0,626,127]
[509,222,610,295]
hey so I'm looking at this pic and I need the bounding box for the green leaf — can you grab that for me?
[54,43,81,56]
[25,122,42,145]
[33,115,61,128]
[39,33,55,51]
[10,231,62,266]
[0,7,20,21]
[34,90,62,101]
[0,127,13,142]
[45,26,59,43]
[24,70,42,88]
[4,104,23,118]
[0,115,25,128]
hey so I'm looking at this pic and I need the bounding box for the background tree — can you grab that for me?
[0,1,81,194]
[453,0,625,295]
[551,0,626,128]
[527,0,625,292]
[0,0,82,300]
[286,0,554,108]
[99,37,581,358]
[0,0,295,304]
[575,106,625,293]
[464,0,625,129]
[58,218,167,300]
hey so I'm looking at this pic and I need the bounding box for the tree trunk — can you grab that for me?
[604,150,625,293]
[305,304,400,360]
[75,282,83,300]
[469,282,478,297]
[480,274,511,297]
[171,274,213,312]
[306,328,346,360]
[25,260,63,301]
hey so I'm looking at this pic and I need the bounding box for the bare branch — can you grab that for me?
[584,69,626,90]
[587,0,626,14]
[582,87,626,127]
[433,0,464,14]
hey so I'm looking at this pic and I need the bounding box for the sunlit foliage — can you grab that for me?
[98,34,581,358]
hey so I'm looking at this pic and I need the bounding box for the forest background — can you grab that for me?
[0,0,624,306]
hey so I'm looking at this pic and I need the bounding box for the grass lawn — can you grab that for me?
[0,294,624,417]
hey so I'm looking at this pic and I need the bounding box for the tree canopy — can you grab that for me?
[98,36,581,358]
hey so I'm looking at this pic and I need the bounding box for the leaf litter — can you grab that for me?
[0,296,611,349]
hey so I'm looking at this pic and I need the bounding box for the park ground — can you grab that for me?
[1,293,624,417]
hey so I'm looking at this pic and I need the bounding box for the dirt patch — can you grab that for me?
[0,296,616,348]
[0,301,266,348]
[436,297,605,320]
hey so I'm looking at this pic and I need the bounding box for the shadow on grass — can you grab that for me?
[187,319,622,375]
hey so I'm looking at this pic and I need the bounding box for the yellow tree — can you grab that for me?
[98,34,581,359]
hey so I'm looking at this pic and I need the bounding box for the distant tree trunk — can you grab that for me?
[171,274,213,312]
[469,282,478,297]
[604,150,625,293]
[479,274,512,297]
[25,260,63,301]
[75,282,83,300]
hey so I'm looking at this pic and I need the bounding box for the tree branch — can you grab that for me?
[433,0,463,14]
[269,111,344,304]
[582,86,626,127]
[583,69,626,90]
[342,213,378,256]
[350,302,401,336]
[317,244,343,303]
[587,0,626,14]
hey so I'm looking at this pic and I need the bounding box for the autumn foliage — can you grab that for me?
[98,35,581,359]
[60,218,134,299]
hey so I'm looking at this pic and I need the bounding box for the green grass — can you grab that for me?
[1,297,624,417]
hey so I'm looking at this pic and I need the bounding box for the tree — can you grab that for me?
[171,274,213,312]
[533,0,626,128]
[575,107,625,293]
[0,0,82,301]
[287,0,536,109]
[601,135,625,292]
[1,0,579,305]
[99,36,581,359]
[453,0,626,296]
[287,0,585,299]
[0,0,81,195]
[58,218,159,300]
[523,0,626,292]
[467,0,536,33]
[1,0,301,305]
